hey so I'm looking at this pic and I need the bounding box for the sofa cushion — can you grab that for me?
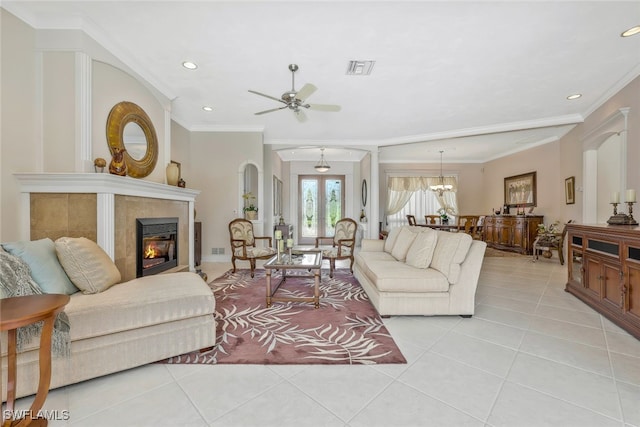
[391,227,417,261]
[55,237,121,294]
[405,228,438,268]
[383,226,402,254]
[64,272,215,341]
[2,238,78,295]
[430,231,473,284]
[365,260,449,292]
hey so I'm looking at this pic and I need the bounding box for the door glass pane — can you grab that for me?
[325,179,342,235]
[301,179,318,238]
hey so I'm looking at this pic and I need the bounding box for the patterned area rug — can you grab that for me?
[160,269,406,365]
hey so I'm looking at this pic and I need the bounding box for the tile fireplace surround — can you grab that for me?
[14,173,200,281]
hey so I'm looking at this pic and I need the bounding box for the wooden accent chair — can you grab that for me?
[315,218,358,278]
[457,215,479,235]
[425,215,440,225]
[406,215,417,226]
[532,220,573,265]
[229,218,276,277]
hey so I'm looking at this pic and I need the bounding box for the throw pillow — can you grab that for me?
[55,237,121,294]
[405,229,438,268]
[383,227,402,254]
[391,227,417,261]
[2,238,79,295]
[430,231,473,284]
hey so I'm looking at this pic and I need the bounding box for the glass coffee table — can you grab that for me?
[264,250,323,308]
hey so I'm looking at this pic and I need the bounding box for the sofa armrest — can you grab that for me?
[448,240,487,315]
[361,239,385,252]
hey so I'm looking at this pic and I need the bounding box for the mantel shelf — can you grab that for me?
[14,173,200,202]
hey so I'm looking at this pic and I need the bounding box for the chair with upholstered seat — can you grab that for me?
[406,215,417,226]
[315,218,358,278]
[532,220,573,265]
[229,218,276,277]
[425,215,440,225]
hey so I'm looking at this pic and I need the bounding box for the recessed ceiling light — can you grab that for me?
[566,94,582,100]
[182,61,198,70]
[621,25,640,37]
[202,106,213,111]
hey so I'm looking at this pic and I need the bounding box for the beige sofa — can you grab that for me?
[354,226,486,316]
[1,240,216,400]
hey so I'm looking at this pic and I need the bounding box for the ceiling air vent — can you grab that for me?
[346,60,375,76]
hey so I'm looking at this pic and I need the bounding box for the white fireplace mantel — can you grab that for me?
[14,173,200,269]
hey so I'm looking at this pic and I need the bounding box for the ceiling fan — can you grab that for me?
[248,64,341,122]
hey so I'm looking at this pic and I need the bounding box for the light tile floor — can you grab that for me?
[6,255,640,426]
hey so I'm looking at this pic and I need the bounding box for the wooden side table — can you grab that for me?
[1,294,70,427]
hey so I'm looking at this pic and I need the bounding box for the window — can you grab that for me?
[387,190,457,229]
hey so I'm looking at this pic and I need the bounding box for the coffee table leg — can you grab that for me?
[314,268,320,308]
[266,270,272,307]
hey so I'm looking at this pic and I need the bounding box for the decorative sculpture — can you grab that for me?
[93,157,107,173]
[109,148,127,176]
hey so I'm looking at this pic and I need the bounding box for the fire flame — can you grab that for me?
[144,243,161,259]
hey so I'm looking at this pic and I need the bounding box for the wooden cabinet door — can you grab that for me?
[497,219,512,246]
[626,262,640,321]
[513,219,525,249]
[584,256,604,299]
[602,261,623,311]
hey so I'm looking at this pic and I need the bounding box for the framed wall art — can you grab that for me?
[504,171,537,208]
[565,176,575,204]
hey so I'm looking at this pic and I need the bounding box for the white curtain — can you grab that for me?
[385,176,459,228]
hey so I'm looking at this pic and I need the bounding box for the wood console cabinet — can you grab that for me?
[566,223,640,339]
[483,215,543,255]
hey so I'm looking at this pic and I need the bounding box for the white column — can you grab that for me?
[583,150,598,224]
[97,193,115,260]
[370,148,380,239]
[75,52,92,172]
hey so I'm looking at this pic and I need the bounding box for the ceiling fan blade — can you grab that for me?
[255,106,288,115]
[295,83,317,102]
[248,90,286,104]
[307,103,341,112]
[294,109,308,123]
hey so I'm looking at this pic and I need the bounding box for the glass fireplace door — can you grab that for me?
[298,175,344,245]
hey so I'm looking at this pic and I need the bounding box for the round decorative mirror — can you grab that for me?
[106,101,158,178]
[361,179,368,207]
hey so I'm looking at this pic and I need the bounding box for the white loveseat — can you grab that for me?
[354,226,486,316]
[1,238,216,400]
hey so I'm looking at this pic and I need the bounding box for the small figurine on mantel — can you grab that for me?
[93,157,106,173]
[108,148,127,176]
[177,178,186,188]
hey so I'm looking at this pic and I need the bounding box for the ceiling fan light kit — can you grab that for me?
[249,64,341,122]
[314,148,331,173]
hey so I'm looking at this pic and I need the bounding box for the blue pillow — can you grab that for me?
[2,238,79,295]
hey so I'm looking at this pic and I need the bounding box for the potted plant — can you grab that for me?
[242,192,258,220]
[437,206,456,224]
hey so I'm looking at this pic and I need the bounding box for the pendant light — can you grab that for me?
[429,150,453,196]
[314,147,331,173]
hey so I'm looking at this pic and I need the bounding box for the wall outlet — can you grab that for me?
[211,248,225,255]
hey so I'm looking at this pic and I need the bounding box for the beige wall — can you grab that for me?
[92,61,168,184]
[1,9,38,242]
[483,142,564,223]
[189,131,263,261]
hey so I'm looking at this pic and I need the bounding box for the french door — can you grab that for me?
[298,175,345,245]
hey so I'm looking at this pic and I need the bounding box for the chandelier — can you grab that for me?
[314,147,331,173]
[429,150,453,196]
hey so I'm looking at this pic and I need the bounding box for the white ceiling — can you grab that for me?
[4,1,640,163]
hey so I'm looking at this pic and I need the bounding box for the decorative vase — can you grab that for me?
[166,163,179,186]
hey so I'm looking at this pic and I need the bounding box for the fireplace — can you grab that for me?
[136,217,178,277]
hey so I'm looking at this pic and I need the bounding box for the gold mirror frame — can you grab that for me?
[106,101,158,178]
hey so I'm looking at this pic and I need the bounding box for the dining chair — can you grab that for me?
[425,215,440,225]
[456,215,479,235]
[229,218,276,277]
[532,220,573,265]
[406,215,417,226]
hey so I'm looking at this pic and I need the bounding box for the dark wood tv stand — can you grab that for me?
[565,223,640,340]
